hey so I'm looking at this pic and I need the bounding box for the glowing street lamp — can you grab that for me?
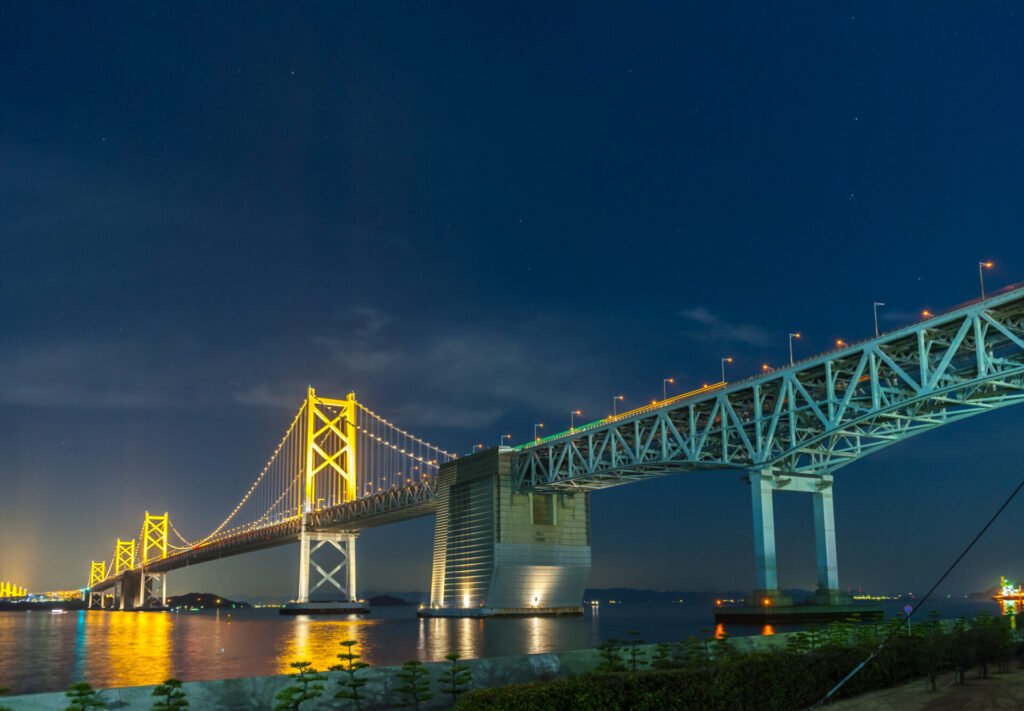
[611,394,624,416]
[873,302,885,337]
[662,377,675,401]
[788,333,801,366]
[499,433,512,447]
[570,409,582,430]
[474,443,485,451]
[533,423,544,442]
[979,261,994,300]
[720,357,733,383]
[835,339,847,349]
[761,363,771,373]
[921,310,932,318]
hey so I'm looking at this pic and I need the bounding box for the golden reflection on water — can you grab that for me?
[276,616,381,673]
[762,624,775,636]
[89,611,172,688]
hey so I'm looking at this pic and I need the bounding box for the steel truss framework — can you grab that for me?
[514,285,1024,491]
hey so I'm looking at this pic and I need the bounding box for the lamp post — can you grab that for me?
[873,302,885,337]
[979,261,994,300]
[533,423,544,442]
[611,395,624,416]
[788,333,801,366]
[499,433,512,448]
[761,363,771,373]
[662,377,675,401]
[570,409,582,430]
[835,339,847,349]
[720,357,733,383]
[474,443,484,451]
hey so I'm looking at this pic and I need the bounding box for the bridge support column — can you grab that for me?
[812,476,841,601]
[283,530,366,614]
[749,469,779,597]
[136,571,167,609]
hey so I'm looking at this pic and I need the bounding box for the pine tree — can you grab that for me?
[394,660,433,710]
[438,652,472,703]
[151,678,188,710]
[625,630,646,673]
[334,640,369,710]
[65,681,107,710]
[273,661,326,711]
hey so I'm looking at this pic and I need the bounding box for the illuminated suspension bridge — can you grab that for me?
[83,282,1024,616]
[85,389,454,610]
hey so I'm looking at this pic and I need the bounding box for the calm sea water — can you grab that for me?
[0,599,999,695]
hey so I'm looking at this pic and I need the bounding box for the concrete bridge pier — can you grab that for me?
[749,468,842,606]
[421,448,591,617]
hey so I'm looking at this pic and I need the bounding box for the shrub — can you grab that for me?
[274,661,326,711]
[334,640,369,710]
[151,678,188,710]
[438,652,472,703]
[65,681,107,710]
[395,660,433,710]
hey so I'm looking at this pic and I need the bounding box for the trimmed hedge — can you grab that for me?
[456,616,1018,711]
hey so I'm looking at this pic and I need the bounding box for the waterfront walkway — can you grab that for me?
[833,667,1024,709]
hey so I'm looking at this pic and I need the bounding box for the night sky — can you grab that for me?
[4,3,1024,599]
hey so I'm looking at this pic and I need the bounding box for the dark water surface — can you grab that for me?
[0,599,998,694]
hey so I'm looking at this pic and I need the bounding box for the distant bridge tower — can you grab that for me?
[87,561,107,609]
[113,538,135,609]
[138,512,169,608]
[295,388,360,607]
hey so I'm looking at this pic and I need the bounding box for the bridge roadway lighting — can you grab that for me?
[500,433,512,447]
[761,363,771,373]
[980,261,994,300]
[835,339,847,349]
[720,357,733,383]
[873,302,885,337]
[922,310,932,318]
[570,409,582,430]
[611,395,624,416]
[788,333,801,366]
[662,377,675,400]
[533,423,544,441]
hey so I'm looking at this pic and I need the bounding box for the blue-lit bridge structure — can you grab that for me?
[85,283,1024,613]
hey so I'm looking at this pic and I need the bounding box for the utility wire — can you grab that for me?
[811,476,1024,708]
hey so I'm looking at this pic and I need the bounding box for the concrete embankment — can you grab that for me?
[3,631,797,710]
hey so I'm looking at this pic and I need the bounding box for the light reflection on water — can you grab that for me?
[0,599,1000,695]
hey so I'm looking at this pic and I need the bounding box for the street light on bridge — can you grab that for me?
[570,409,582,430]
[922,310,932,318]
[662,377,675,401]
[611,394,624,416]
[533,423,544,442]
[761,363,771,373]
[835,339,847,349]
[499,433,512,448]
[979,261,994,301]
[788,333,801,366]
[720,357,733,383]
[873,302,885,337]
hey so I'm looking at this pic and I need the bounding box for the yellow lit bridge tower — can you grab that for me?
[138,512,169,608]
[289,388,362,612]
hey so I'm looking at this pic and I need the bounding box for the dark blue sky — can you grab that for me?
[3,3,1024,598]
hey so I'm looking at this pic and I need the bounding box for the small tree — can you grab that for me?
[596,638,625,672]
[334,640,369,710]
[395,660,433,710]
[651,642,674,669]
[152,678,188,710]
[438,652,472,703]
[66,681,107,710]
[1,684,11,711]
[274,661,326,711]
[625,630,646,673]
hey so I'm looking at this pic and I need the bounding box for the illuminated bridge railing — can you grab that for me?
[514,284,1024,492]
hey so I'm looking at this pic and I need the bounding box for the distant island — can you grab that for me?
[167,592,250,610]
[368,594,413,606]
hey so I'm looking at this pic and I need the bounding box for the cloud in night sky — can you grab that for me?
[678,306,774,347]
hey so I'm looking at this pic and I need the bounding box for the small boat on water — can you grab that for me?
[50,609,66,615]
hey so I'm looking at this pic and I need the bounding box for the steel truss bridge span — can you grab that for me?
[514,284,1024,492]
